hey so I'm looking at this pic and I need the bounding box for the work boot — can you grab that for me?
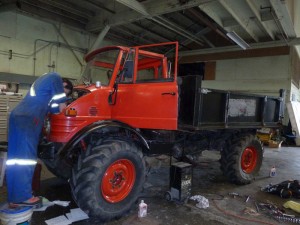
[9,196,43,209]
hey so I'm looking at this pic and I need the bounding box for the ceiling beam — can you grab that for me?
[86,0,214,32]
[116,0,149,15]
[179,46,289,63]
[19,0,87,28]
[115,0,205,46]
[113,26,154,45]
[178,27,212,51]
[132,22,175,43]
[84,0,116,14]
[89,25,110,53]
[38,0,94,19]
[179,37,300,57]
[0,1,17,13]
[269,0,296,38]
[218,0,260,42]
[188,8,229,41]
[153,16,204,46]
[106,31,141,46]
[245,0,275,40]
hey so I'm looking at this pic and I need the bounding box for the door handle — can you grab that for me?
[162,92,176,96]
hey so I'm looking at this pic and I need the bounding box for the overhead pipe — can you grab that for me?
[48,43,58,72]
[33,39,55,76]
[33,39,87,76]
[52,24,84,67]
[270,9,289,45]
[151,17,204,46]
[187,8,230,42]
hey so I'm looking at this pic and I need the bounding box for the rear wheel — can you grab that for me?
[220,134,263,185]
[71,138,146,222]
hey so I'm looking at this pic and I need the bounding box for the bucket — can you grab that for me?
[0,205,33,225]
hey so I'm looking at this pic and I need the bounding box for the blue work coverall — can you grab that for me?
[6,72,67,203]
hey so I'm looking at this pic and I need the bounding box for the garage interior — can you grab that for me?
[1,0,300,224]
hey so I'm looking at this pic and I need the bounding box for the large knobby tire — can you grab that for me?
[70,138,146,222]
[220,134,263,185]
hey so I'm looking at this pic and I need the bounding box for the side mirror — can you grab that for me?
[108,93,113,105]
[108,83,118,105]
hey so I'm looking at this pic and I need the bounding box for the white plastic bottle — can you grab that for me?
[269,166,276,177]
[138,200,147,218]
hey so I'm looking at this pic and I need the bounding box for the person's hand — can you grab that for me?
[59,103,67,112]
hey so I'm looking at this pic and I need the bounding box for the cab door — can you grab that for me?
[111,48,178,130]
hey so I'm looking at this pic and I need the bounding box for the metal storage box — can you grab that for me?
[178,75,284,130]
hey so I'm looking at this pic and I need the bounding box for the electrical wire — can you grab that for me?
[212,199,277,225]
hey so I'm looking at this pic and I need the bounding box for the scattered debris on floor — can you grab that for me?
[45,208,89,225]
[243,207,260,216]
[34,197,70,212]
[190,195,209,209]
[261,180,300,198]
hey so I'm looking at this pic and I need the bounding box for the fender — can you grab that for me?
[58,120,149,158]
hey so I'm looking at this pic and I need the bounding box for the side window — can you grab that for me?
[90,66,110,85]
[137,67,156,80]
[118,60,134,83]
[118,52,134,83]
[136,55,171,82]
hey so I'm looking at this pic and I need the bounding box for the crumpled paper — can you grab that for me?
[190,195,209,209]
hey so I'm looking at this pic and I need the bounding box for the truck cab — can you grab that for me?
[48,42,179,143]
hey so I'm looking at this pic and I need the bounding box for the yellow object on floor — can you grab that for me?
[256,128,273,144]
[283,200,300,213]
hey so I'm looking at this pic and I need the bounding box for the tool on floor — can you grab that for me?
[274,216,300,224]
[228,192,240,198]
[228,192,252,203]
[254,202,260,212]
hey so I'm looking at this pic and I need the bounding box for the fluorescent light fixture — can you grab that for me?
[226,31,250,50]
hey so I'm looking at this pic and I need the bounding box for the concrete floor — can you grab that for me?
[1,146,300,225]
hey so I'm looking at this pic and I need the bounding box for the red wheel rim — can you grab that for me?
[101,159,136,203]
[241,146,258,173]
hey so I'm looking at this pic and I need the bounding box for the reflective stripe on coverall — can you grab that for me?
[6,72,67,203]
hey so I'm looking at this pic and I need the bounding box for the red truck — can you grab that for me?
[38,42,284,222]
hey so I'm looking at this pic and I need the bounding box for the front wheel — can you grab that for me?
[220,134,263,185]
[71,138,146,222]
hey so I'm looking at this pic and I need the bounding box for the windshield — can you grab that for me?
[81,49,120,86]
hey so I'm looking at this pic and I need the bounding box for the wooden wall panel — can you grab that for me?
[204,61,215,80]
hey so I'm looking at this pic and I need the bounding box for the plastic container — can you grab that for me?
[138,200,147,218]
[269,166,276,177]
[0,205,33,225]
[95,81,101,88]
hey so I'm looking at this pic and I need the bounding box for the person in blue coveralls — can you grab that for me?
[5,72,73,208]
